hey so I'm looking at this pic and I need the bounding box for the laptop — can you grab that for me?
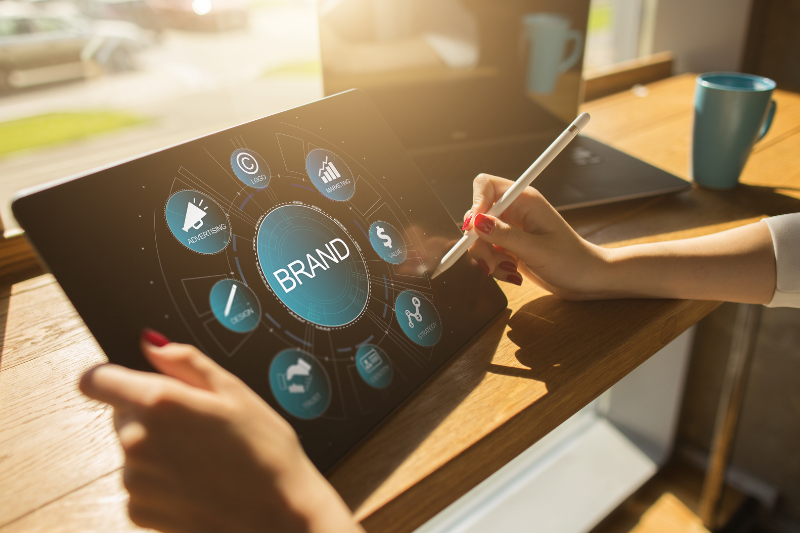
[318,0,690,219]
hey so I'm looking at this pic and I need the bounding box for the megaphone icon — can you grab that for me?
[183,201,207,232]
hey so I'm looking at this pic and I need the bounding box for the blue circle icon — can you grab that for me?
[306,148,355,201]
[231,148,271,189]
[369,221,407,264]
[165,190,230,254]
[209,279,261,333]
[395,290,442,347]
[256,204,369,328]
[269,349,331,419]
[355,344,393,389]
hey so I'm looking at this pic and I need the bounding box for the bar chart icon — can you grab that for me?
[319,157,341,184]
[306,148,355,201]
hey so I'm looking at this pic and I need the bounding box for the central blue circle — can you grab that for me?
[256,204,369,328]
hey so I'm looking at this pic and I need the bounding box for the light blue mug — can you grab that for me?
[692,72,777,190]
[523,13,582,95]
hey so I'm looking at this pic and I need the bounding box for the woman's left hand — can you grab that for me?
[80,332,362,533]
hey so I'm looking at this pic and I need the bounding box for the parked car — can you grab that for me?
[147,0,247,32]
[77,0,164,34]
[0,7,148,90]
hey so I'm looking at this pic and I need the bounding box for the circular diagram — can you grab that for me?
[165,190,230,254]
[369,221,407,264]
[395,290,442,347]
[356,344,393,389]
[209,279,261,333]
[256,203,369,328]
[269,349,331,419]
[231,148,271,189]
[306,148,355,201]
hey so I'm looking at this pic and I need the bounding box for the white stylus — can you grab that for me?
[431,112,591,280]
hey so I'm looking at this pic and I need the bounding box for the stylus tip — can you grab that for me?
[431,267,441,280]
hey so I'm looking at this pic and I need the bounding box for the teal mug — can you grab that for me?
[523,13,582,95]
[692,72,777,190]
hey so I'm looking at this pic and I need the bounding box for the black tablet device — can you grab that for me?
[12,89,507,472]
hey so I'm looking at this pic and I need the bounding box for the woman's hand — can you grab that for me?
[463,174,613,299]
[80,331,363,533]
[463,173,777,304]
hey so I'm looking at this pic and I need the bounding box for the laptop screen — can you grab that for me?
[319,0,590,150]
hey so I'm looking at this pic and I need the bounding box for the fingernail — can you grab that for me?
[142,328,170,347]
[474,214,494,234]
[506,274,523,286]
[498,261,517,272]
[477,259,490,276]
[461,213,474,232]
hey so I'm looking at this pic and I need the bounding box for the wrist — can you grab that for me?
[594,245,636,299]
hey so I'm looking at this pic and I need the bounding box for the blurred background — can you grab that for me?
[0,0,667,230]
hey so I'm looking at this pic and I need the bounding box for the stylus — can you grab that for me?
[431,112,591,280]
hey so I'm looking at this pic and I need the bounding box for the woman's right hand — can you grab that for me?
[464,174,613,300]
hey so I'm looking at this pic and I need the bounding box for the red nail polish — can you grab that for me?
[142,329,170,347]
[506,274,523,286]
[474,214,494,234]
[498,261,517,272]
[477,259,491,276]
[461,213,474,232]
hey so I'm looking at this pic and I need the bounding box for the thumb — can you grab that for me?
[140,330,224,392]
[472,213,533,257]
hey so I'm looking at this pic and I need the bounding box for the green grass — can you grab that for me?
[263,60,321,77]
[0,111,147,158]
[588,4,613,33]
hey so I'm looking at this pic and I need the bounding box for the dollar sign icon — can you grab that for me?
[376,226,392,248]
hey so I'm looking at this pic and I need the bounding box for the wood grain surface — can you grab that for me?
[1,74,798,532]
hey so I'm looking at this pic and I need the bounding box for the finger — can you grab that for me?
[81,362,212,414]
[467,174,515,226]
[497,187,565,236]
[80,364,169,409]
[117,419,149,455]
[467,240,494,275]
[493,255,522,286]
[473,213,537,258]
[461,210,474,233]
[123,463,173,503]
[128,499,186,533]
[141,338,228,392]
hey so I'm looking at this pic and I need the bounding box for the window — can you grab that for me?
[0,0,321,232]
[585,0,658,70]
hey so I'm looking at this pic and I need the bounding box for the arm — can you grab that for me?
[603,222,775,303]
[464,174,778,305]
[80,332,363,533]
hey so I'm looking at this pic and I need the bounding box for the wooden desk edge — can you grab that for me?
[350,298,720,532]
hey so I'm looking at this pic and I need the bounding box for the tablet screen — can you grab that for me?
[13,90,507,472]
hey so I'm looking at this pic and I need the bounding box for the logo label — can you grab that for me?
[231,148,271,188]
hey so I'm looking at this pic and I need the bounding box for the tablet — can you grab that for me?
[12,89,507,472]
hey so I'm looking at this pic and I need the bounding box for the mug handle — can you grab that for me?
[558,29,584,72]
[757,99,777,141]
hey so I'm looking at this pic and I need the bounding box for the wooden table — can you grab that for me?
[1,74,799,532]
